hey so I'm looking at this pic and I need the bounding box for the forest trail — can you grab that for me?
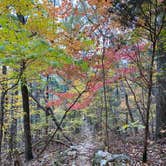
[26,120,100,166]
[70,120,99,166]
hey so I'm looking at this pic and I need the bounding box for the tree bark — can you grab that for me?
[125,93,138,135]
[45,76,50,135]
[0,66,7,163]
[20,61,33,161]
[121,81,138,135]
[9,90,18,159]
[101,38,109,150]
[156,40,166,139]
[143,40,156,163]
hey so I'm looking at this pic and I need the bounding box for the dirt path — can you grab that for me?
[70,121,99,166]
[26,121,100,166]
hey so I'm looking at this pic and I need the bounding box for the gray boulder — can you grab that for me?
[93,150,131,166]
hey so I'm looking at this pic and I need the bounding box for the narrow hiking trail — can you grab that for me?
[71,120,99,166]
[27,120,100,166]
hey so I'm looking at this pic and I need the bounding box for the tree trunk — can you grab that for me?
[143,40,156,163]
[20,62,33,161]
[125,94,138,135]
[45,76,50,135]
[101,38,109,150]
[0,66,7,163]
[156,41,166,139]
[9,90,18,159]
[121,81,138,135]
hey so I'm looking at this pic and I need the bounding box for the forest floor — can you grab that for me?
[3,123,165,165]
[28,121,101,166]
[27,124,166,166]
[108,132,166,166]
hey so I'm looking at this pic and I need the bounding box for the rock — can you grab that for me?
[93,150,131,166]
[67,150,77,158]
[56,145,78,164]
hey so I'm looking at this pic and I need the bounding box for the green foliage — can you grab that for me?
[121,120,145,131]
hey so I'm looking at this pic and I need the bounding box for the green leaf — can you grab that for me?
[81,61,89,71]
